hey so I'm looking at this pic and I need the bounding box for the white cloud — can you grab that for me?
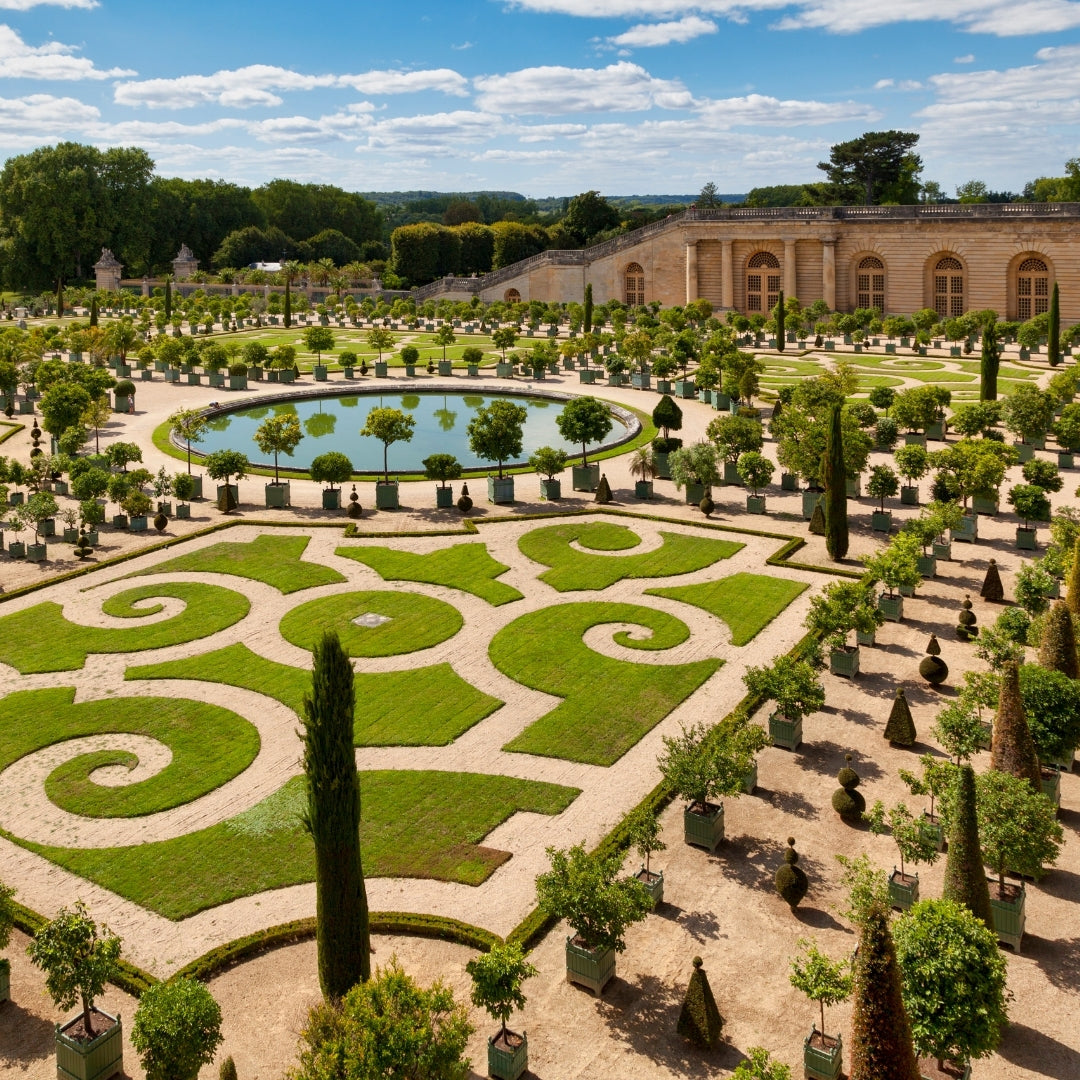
[874,77,923,90]
[954,53,975,63]
[360,110,507,154]
[696,92,879,126]
[0,24,134,80]
[114,65,336,109]
[0,0,97,8]
[336,68,469,96]
[0,92,98,133]
[608,15,718,46]
[474,61,694,114]
[874,78,894,88]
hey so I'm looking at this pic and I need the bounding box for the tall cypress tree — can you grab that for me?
[56,278,63,319]
[284,278,292,329]
[301,630,370,999]
[89,295,98,327]
[990,659,1042,792]
[980,317,1000,400]
[942,764,993,929]
[164,278,172,322]
[583,282,593,334]
[1048,281,1061,367]
[1067,536,1080,617]
[776,289,786,353]
[849,903,920,1080]
[822,402,848,560]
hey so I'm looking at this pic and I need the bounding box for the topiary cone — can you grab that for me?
[809,501,826,535]
[980,558,1004,602]
[991,659,1042,792]
[676,956,724,1049]
[1039,599,1079,679]
[942,764,993,929]
[883,688,916,746]
[595,474,612,504]
[774,836,809,908]
[220,1056,238,1080]
[832,754,866,822]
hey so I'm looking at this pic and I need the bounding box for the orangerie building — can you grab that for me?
[414,203,1080,324]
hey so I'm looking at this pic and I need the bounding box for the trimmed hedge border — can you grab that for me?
[0,420,25,445]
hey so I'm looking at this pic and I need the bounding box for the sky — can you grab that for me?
[2,0,1079,197]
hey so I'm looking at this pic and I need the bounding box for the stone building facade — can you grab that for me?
[415,204,1080,323]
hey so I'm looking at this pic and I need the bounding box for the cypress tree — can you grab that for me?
[1048,281,1061,367]
[776,289,786,353]
[980,559,1004,602]
[884,688,916,746]
[942,764,993,929]
[56,279,63,319]
[822,403,848,560]
[301,630,370,999]
[1039,599,1079,679]
[979,317,1000,400]
[849,903,920,1080]
[990,659,1042,792]
[677,956,723,1049]
[284,278,292,329]
[164,278,172,322]
[1066,536,1080,616]
[583,282,593,334]
[89,296,98,327]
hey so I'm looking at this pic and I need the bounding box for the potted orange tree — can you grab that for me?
[743,650,826,752]
[865,801,941,911]
[789,939,851,1080]
[466,942,536,1080]
[624,805,666,907]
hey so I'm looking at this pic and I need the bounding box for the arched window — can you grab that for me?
[624,263,645,307]
[934,257,965,318]
[504,288,521,304]
[857,256,885,312]
[746,251,780,313]
[1016,257,1049,321]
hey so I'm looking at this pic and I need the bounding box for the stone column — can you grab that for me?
[783,237,797,298]
[721,240,734,310]
[821,236,836,310]
[685,240,698,305]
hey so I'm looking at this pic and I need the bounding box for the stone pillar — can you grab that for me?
[783,237,797,299]
[685,240,698,305]
[821,236,836,310]
[721,240,734,310]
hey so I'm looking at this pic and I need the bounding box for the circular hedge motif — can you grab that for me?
[279,590,463,657]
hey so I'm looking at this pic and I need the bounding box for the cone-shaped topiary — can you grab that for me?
[980,559,1004,602]
[832,754,867,822]
[1067,536,1080,616]
[849,903,920,1080]
[220,1056,238,1080]
[991,659,1042,792]
[884,688,917,746]
[823,403,849,560]
[699,495,714,517]
[677,956,724,1049]
[595,473,612,504]
[457,481,472,513]
[942,764,993,929]
[1039,599,1079,679]
[809,501,826,535]
[956,595,978,642]
[774,837,809,908]
[919,634,949,687]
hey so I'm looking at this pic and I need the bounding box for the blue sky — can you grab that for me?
[3,0,1079,196]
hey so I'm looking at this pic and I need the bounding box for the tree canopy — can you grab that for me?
[817,131,923,205]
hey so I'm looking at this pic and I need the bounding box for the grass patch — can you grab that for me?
[0,583,249,673]
[0,687,258,817]
[493,602,721,765]
[279,590,462,657]
[518,520,742,592]
[336,542,522,605]
[646,572,808,646]
[128,535,345,594]
[18,770,579,919]
[128,643,501,747]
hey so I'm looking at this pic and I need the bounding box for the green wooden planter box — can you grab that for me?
[889,869,919,911]
[635,868,664,907]
[488,476,515,504]
[769,712,802,751]
[804,1029,843,1080]
[208,371,225,388]
[926,420,945,441]
[229,374,247,390]
[374,361,388,377]
[742,760,758,795]
[186,372,201,385]
[933,540,951,560]
[856,627,876,646]
[247,366,263,381]
[674,378,696,399]
[605,373,624,386]
[39,517,55,537]
[467,364,480,376]
[653,450,670,479]
[921,812,945,852]
[989,881,1025,950]
[683,802,724,851]
[176,504,191,519]
[631,372,651,389]
[313,365,328,382]
[431,485,453,509]
[1016,527,1038,550]
[917,554,937,577]
[375,481,400,510]
[112,394,130,414]
[341,367,354,379]
[26,541,47,562]
[713,392,731,410]
[900,485,920,506]
[265,482,290,508]
[128,516,148,533]
[872,510,892,532]
[952,513,978,543]
[322,488,341,510]
[746,494,766,514]
[572,463,599,492]
[7,540,25,559]
[1014,441,1034,463]
[438,360,453,376]
[845,476,861,498]
[802,488,823,519]
[723,461,742,486]
[140,368,153,381]
[279,369,297,384]
[1041,767,1061,808]
[111,514,128,530]
[62,527,79,543]
[829,645,860,678]
[1058,452,1074,469]
[656,379,672,395]
[972,495,999,515]
[905,432,927,447]
[565,938,616,995]
[635,480,654,499]
[56,1010,123,1080]
[487,1030,528,1080]
[684,481,705,506]
[578,368,598,384]
[781,471,798,491]
[878,593,904,622]
[539,478,561,501]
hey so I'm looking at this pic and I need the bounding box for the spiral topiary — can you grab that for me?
[346,484,363,519]
[832,754,867,822]
[980,559,1004,602]
[676,956,724,1049]
[883,688,916,746]
[956,595,978,642]
[774,836,809,909]
[457,481,473,513]
[919,633,949,686]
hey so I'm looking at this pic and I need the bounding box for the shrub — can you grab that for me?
[774,837,809,908]
[1038,599,1079,679]
[942,765,993,928]
[220,1057,238,1080]
[131,977,224,1080]
[677,956,723,1049]
[977,768,1064,886]
[918,634,948,686]
[832,755,866,822]
[883,687,916,745]
[980,558,1005,601]
[1019,661,1080,764]
[991,660,1042,790]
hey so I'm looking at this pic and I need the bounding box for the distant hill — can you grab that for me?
[359,190,529,206]
[361,190,746,208]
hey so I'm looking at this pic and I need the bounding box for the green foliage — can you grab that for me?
[652,394,683,439]
[894,899,1009,1065]
[823,403,848,560]
[361,406,414,482]
[466,941,536,1039]
[254,413,303,483]
[743,653,825,723]
[420,453,462,488]
[535,843,652,953]
[466,398,526,477]
[932,697,985,764]
[862,531,922,596]
[736,450,774,494]
[884,688,917,746]
[0,880,15,953]
[658,717,769,808]
[833,755,866,822]
[789,939,851,1037]
[804,579,882,649]
[867,463,899,509]
[1019,661,1080,763]
[677,956,724,1049]
[310,451,354,488]
[775,836,809,908]
[204,448,248,484]
[131,977,224,1080]
[733,1047,792,1080]
[991,660,1042,789]
[706,413,763,462]
[977,768,1064,886]
[669,441,721,489]
[220,1057,238,1080]
[556,396,613,464]
[866,802,940,879]
[290,957,473,1080]
[1039,599,1079,679]
[623,804,666,874]
[1008,482,1050,529]
[528,445,567,479]
[942,765,993,928]
[835,853,890,930]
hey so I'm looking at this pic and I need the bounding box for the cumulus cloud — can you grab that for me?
[696,92,879,126]
[954,53,975,63]
[608,15,718,46]
[114,65,336,109]
[474,61,693,114]
[0,24,134,80]
[336,68,469,95]
[360,110,507,154]
[874,77,923,90]
[0,0,97,8]
[0,92,98,133]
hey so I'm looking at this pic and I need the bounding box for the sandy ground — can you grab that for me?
[1,355,1078,1078]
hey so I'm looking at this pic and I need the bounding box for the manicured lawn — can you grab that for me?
[128,643,501,747]
[0,687,258,817]
[492,602,721,765]
[518,521,742,592]
[130,535,345,594]
[0,583,250,673]
[279,590,463,657]
[337,542,523,606]
[646,572,808,646]
[19,770,579,919]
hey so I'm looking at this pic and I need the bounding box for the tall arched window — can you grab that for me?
[624,263,645,307]
[746,251,780,313]
[934,257,965,318]
[856,256,885,312]
[504,288,521,304]
[1016,257,1049,321]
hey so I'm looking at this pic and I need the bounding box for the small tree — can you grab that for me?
[628,445,658,483]
[1039,599,1079,678]
[865,802,941,882]
[1008,482,1050,533]
[365,327,394,361]
[528,445,567,481]
[788,939,852,1041]
[466,941,536,1047]
[1019,661,1080,765]
[980,317,1001,400]
[977,768,1064,888]
[669,441,720,493]
[556,396,613,466]
[658,718,769,813]
[419,452,462,490]
[822,402,849,560]
[624,804,666,879]
[1002,384,1055,446]
[737,450,774,495]
[0,880,15,971]
[361,406,415,484]
[204,449,248,512]
[942,764,993,928]
[863,532,922,597]
[168,407,208,474]
[734,1048,792,1080]
[932,698,984,765]
[27,900,122,1037]
[255,413,303,484]
[743,652,825,723]
[131,978,224,1080]
[651,394,683,445]
[310,451,353,491]
[805,579,883,650]
[706,413,763,465]
[435,322,456,360]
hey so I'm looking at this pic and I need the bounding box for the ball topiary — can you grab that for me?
[774,836,809,909]
[457,480,473,513]
[676,956,724,1049]
[980,558,1005,602]
[919,633,949,686]
[956,595,978,642]
[883,687,917,746]
[699,494,714,517]
[832,754,866,822]
[153,511,168,533]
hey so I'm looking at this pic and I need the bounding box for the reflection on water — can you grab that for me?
[197,391,600,472]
